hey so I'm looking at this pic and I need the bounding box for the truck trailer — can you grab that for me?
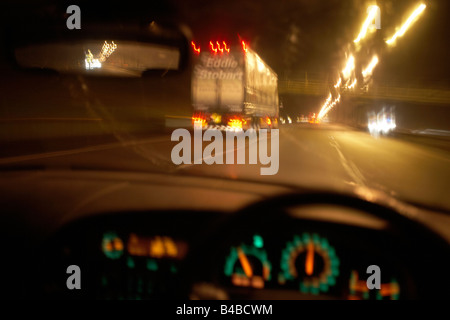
[191,40,279,131]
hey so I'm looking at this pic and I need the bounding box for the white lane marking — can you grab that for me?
[329,136,367,187]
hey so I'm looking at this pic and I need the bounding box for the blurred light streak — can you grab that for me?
[354,5,380,43]
[348,79,357,89]
[386,3,427,45]
[318,93,340,120]
[368,108,396,136]
[99,41,117,62]
[334,77,342,89]
[342,55,355,80]
[362,55,379,78]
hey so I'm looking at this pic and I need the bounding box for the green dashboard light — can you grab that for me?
[312,233,320,244]
[293,235,302,246]
[299,282,308,293]
[321,238,329,250]
[146,259,158,271]
[363,291,370,300]
[327,275,336,286]
[302,233,311,243]
[253,235,264,248]
[127,256,135,269]
[320,283,329,293]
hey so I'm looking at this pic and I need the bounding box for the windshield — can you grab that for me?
[1,0,449,212]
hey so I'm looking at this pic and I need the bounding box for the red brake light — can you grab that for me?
[192,114,207,127]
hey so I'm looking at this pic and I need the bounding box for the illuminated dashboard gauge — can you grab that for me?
[101,232,124,259]
[279,233,339,295]
[127,233,187,260]
[224,240,272,289]
[348,270,400,300]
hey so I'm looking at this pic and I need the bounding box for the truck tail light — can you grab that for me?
[228,117,243,130]
[192,113,207,127]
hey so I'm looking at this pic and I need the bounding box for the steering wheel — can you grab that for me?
[183,192,450,300]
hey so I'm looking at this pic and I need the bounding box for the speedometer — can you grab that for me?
[279,233,340,295]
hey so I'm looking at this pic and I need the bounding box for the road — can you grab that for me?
[1,122,449,212]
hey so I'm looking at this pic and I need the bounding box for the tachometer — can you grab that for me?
[279,233,340,295]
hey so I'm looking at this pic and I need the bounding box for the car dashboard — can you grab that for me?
[1,170,449,300]
[32,200,448,300]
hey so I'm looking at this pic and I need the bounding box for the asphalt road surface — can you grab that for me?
[1,122,449,212]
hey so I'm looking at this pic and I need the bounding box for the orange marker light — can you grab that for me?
[223,41,230,53]
[237,247,253,278]
[242,41,248,52]
[216,41,224,53]
[191,41,200,54]
[210,41,218,53]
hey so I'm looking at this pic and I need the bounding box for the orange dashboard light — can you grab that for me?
[114,238,124,251]
[127,233,147,256]
[231,274,253,287]
[263,266,270,280]
[105,242,113,252]
[163,237,178,257]
[380,283,400,296]
[232,274,243,286]
[149,236,165,258]
[252,276,264,289]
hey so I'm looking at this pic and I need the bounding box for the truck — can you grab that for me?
[191,40,279,131]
